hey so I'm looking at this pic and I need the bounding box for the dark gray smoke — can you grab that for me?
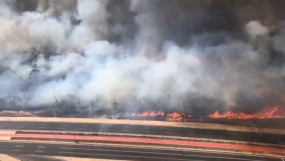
[0,0,285,117]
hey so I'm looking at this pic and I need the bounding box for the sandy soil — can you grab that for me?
[0,131,16,140]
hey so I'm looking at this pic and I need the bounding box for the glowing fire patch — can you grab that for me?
[208,106,285,119]
[130,111,190,121]
[131,111,165,117]
[165,112,192,121]
[130,106,285,121]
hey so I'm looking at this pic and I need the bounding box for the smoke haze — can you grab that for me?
[1,0,285,117]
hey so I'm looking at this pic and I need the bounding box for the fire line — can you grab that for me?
[130,106,285,121]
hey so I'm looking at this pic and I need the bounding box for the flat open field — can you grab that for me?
[0,110,283,130]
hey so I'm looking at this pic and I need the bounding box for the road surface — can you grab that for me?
[0,141,282,161]
[0,121,285,145]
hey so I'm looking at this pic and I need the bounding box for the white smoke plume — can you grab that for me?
[0,0,285,117]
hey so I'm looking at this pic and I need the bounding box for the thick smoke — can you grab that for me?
[0,0,285,117]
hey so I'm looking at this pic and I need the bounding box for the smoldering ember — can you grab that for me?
[1,0,285,120]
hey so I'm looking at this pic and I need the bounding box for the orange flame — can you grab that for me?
[165,112,183,121]
[130,106,285,121]
[130,111,191,121]
[131,111,164,117]
[165,112,192,121]
[208,106,285,119]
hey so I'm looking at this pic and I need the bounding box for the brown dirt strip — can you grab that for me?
[0,117,284,135]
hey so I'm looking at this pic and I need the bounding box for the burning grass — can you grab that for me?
[130,106,285,121]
